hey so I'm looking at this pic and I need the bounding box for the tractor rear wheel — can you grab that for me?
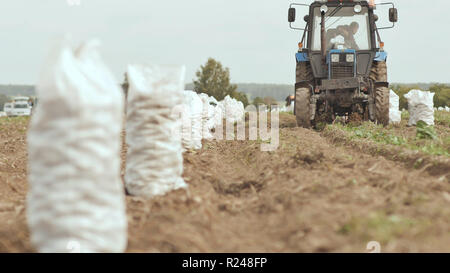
[370,61,389,126]
[295,87,311,128]
[295,62,313,128]
[374,86,389,126]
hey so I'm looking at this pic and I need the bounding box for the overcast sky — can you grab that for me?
[0,0,449,85]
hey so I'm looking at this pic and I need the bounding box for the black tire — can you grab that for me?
[295,87,311,128]
[370,61,389,126]
[374,86,389,126]
[296,61,313,83]
[295,62,313,128]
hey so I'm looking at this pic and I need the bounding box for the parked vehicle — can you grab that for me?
[6,96,32,117]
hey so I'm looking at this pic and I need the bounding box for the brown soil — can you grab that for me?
[1,115,449,253]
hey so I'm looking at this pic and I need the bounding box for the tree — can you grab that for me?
[252,97,265,106]
[263,96,278,106]
[430,84,450,108]
[231,91,249,107]
[193,58,238,101]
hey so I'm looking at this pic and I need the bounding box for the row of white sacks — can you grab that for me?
[390,89,438,126]
[184,88,440,133]
[277,102,294,113]
[180,91,245,150]
[25,39,248,253]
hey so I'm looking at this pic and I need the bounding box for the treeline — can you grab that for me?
[0,85,35,96]
[185,82,293,102]
[1,83,449,110]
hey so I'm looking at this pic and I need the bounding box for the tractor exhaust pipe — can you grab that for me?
[321,10,326,61]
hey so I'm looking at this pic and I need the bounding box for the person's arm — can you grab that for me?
[337,25,351,38]
[326,28,338,46]
[352,40,360,50]
[346,34,359,50]
[326,28,338,39]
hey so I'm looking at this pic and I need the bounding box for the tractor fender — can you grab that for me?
[296,52,309,62]
[374,51,388,62]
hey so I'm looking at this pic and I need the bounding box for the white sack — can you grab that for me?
[190,92,204,149]
[211,96,245,130]
[389,90,401,124]
[181,91,203,150]
[207,95,218,131]
[199,93,216,140]
[404,89,435,126]
[213,101,225,129]
[222,95,245,123]
[125,64,188,198]
[446,106,450,112]
[208,95,218,106]
[27,40,127,253]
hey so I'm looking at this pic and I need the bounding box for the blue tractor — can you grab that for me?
[288,0,398,128]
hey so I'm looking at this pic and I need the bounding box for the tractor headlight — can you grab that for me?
[331,54,340,63]
[346,54,355,62]
[354,4,362,13]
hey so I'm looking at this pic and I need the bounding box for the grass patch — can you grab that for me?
[400,110,411,122]
[338,212,429,244]
[435,110,450,127]
[0,116,29,128]
[328,113,449,157]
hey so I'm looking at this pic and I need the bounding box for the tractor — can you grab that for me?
[288,0,398,128]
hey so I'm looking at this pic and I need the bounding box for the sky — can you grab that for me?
[0,0,449,85]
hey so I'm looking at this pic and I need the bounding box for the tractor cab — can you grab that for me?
[311,5,372,52]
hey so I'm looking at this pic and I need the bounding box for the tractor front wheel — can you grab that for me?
[370,61,389,126]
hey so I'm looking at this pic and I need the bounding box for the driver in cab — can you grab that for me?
[326,22,359,50]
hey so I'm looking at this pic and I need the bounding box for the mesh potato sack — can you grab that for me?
[389,90,401,124]
[181,91,203,150]
[404,89,435,126]
[125,64,188,198]
[199,93,216,140]
[27,39,127,253]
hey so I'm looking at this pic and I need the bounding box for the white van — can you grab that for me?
[9,97,32,117]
